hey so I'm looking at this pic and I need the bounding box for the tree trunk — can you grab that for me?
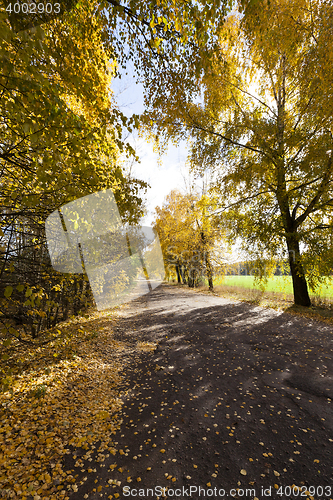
[205,251,214,291]
[73,276,79,315]
[188,268,195,288]
[175,264,182,284]
[274,54,311,306]
[201,232,213,291]
[181,265,187,284]
[286,235,311,307]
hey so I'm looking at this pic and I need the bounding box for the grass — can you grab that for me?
[212,275,333,300]
[168,275,333,324]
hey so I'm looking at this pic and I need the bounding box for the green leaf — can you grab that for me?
[16,284,24,292]
[4,286,13,298]
[23,123,31,134]
[9,328,18,337]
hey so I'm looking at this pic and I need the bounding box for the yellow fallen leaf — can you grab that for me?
[96,410,110,420]
[240,469,247,475]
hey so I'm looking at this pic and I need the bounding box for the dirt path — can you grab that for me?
[69,284,333,499]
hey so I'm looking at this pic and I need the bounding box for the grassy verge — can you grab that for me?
[213,275,333,300]
[0,308,156,500]
[167,279,333,324]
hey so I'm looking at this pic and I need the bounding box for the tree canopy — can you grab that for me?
[0,0,148,349]
[145,0,333,307]
[154,189,221,289]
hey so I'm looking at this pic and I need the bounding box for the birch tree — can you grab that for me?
[145,0,333,307]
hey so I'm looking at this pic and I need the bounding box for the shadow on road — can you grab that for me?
[67,284,333,499]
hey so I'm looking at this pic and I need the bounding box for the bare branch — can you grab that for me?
[295,154,333,227]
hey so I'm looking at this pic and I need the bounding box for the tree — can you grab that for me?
[103,0,231,70]
[194,194,216,291]
[0,0,148,345]
[144,0,333,307]
[154,190,219,289]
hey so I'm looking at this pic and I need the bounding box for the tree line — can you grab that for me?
[0,0,232,382]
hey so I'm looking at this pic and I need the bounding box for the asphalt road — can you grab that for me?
[68,284,333,500]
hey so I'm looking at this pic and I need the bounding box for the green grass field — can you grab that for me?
[211,275,333,299]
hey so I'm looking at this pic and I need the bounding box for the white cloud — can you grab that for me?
[111,69,189,225]
[124,134,188,225]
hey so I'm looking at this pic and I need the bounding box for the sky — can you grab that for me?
[111,67,189,226]
[111,64,246,263]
